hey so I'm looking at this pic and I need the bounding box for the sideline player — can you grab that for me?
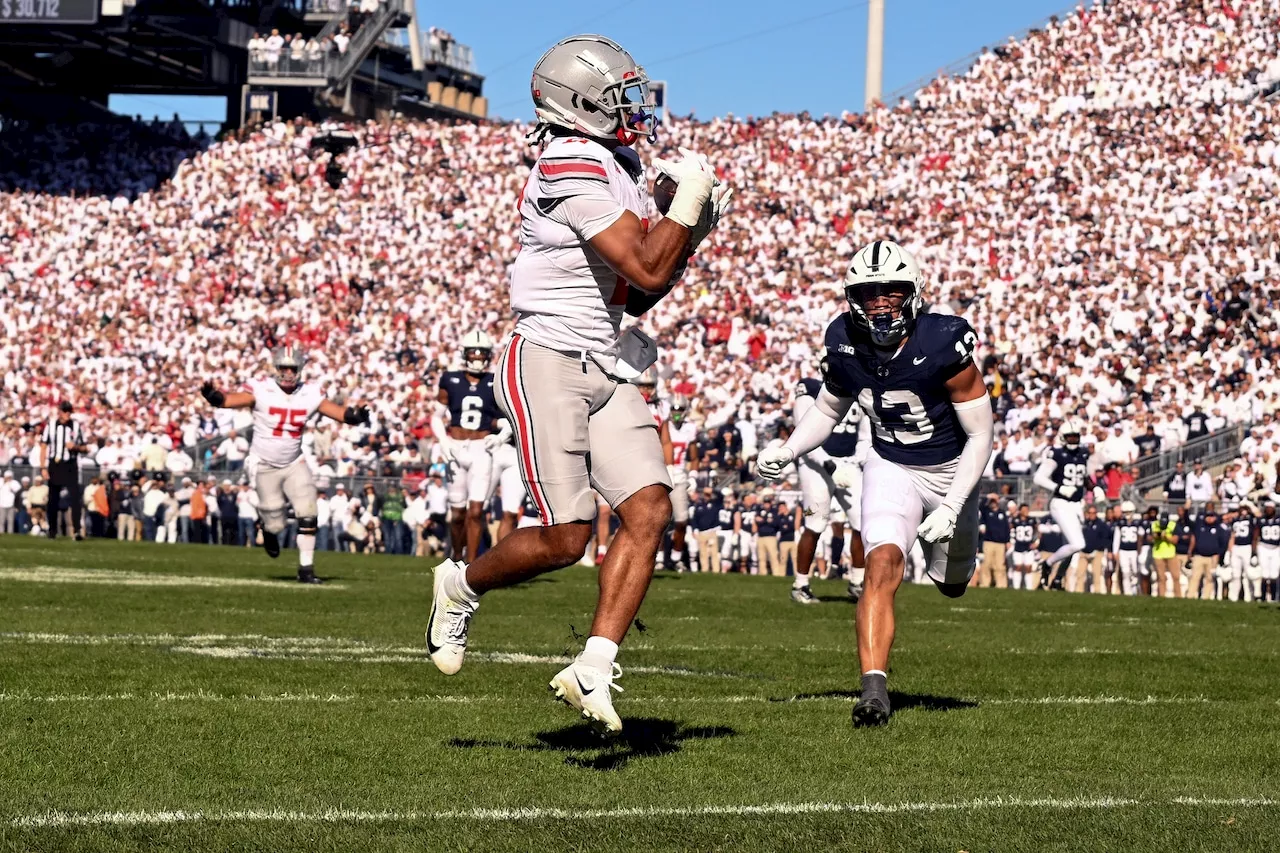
[790,368,869,604]
[1009,506,1040,589]
[757,240,993,727]
[1032,418,1088,589]
[1255,500,1280,601]
[425,33,732,734]
[200,346,369,583]
[662,394,696,571]
[1112,502,1143,596]
[432,330,502,564]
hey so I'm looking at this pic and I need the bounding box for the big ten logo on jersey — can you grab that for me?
[858,388,932,446]
[269,407,308,438]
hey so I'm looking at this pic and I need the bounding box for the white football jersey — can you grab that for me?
[245,378,325,468]
[509,135,649,356]
[669,420,697,467]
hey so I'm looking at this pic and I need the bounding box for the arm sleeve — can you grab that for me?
[940,396,994,513]
[782,386,852,459]
[1033,457,1058,494]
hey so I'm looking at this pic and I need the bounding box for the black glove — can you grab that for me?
[344,405,370,426]
[201,381,225,407]
[822,459,837,476]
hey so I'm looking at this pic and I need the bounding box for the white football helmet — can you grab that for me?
[1059,418,1085,449]
[1121,501,1137,515]
[272,345,306,390]
[636,366,658,401]
[843,240,925,348]
[530,35,656,145]
[461,330,493,374]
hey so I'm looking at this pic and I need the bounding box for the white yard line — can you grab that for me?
[12,796,1278,828]
[0,566,344,590]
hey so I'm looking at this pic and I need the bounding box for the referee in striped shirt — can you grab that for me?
[41,401,88,540]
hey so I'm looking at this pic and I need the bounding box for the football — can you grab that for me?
[653,173,678,215]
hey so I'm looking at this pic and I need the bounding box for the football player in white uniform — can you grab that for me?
[484,419,527,545]
[425,34,732,735]
[661,395,696,571]
[433,330,503,564]
[200,346,369,583]
[757,241,993,728]
[790,368,871,604]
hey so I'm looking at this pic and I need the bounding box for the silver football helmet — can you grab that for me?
[530,35,656,145]
[670,394,689,426]
[843,240,925,348]
[272,345,305,390]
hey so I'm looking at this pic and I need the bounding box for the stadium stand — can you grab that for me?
[1,0,1278,571]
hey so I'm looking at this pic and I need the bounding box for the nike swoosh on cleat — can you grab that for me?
[575,671,595,696]
[426,604,442,654]
[913,356,927,365]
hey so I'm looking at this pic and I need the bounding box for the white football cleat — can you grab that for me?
[426,559,477,676]
[549,658,624,735]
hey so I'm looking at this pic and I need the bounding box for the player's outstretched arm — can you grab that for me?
[318,399,369,425]
[919,365,994,543]
[757,387,852,481]
[201,382,254,410]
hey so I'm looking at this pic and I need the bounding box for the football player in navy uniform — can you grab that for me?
[1010,506,1040,590]
[757,240,993,727]
[1111,502,1144,596]
[1255,500,1280,601]
[789,369,871,604]
[1225,507,1257,601]
[1032,418,1089,589]
[432,330,503,564]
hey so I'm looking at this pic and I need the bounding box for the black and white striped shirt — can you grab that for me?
[41,418,86,464]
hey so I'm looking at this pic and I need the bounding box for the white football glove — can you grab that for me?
[1056,485,1079,500]
[650,147,717,230]
[918,505,959,543]
[1251,555,1260,567]
[687,183,734,251]
[438,437,460,464]
[756,446,794,481]
[667,464,688,485]
[483,434,505,453]
[832,463,860,490]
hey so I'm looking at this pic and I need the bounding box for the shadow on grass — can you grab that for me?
[769,689,978,712]
[449,717,737,771]
[267,574,341,583]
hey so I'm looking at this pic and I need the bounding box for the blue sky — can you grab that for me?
[111,0,1082,125]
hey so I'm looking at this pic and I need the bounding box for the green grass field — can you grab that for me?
[1,537,1278,852]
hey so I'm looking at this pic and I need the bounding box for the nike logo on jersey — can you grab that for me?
[913,356,927,365]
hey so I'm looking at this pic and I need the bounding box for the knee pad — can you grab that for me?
[297,516,318,536]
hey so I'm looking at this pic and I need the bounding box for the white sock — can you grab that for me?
[297,533,315,568]
[793,573,810,589]
[863,669,886,679]
[443,566,480,605]
[581,635,618,672]
[850,567,865,586]
[1010,572,1023,590]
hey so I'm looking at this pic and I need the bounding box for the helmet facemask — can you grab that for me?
[845,280,920,349]
[670,398,688,426]
[273,348,304,392]
[464,347,491,374]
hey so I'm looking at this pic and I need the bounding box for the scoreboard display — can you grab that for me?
[0,0,98,24]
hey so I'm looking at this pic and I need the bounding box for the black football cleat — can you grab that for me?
[852,672,891,728]
[262,530,281,559]
[297,568,323,584]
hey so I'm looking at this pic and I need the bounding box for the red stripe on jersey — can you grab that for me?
[538,162,607,178]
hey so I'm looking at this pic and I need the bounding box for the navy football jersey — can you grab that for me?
[1116,521,1142,551]
[717,504,736,528]
[1038,520,1063,553]
[1231,517,1255,546]
[1012,519,1038,552]
[822,312,978,466]
[795,377,860,458]
[439,371,499,433]
[1258,515,1280,547]
[1047,446,1090,500]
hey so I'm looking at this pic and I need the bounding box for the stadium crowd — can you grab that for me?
[2,0,1280,586]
